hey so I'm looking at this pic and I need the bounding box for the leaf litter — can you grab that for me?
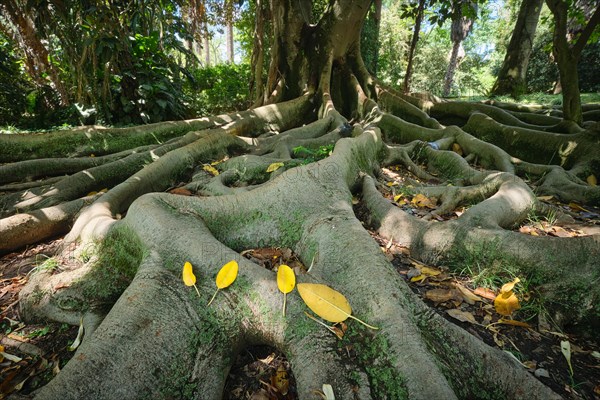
[357,167,600,399]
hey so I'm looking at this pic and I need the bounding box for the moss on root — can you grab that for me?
[340,324,408,400]
[73,224,145,308]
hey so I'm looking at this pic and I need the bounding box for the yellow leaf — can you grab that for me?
[393,194,403,203]
[266,162,284,173]
[203,165,219,176]
[587,175,597,186]
[277,264,296,316]
[411,193,436,209]
[182,261,201,297]
[498,318,531,328]
[499,277,520,294]
[86,191,98,196]
[494,291,520,316]
[277,265,296,294]
[271,365,289,395]
[216,260,238,289]
[182,261,196,286]
[297,283,378,329]
[208,260,238,306]
[452,143,463,156]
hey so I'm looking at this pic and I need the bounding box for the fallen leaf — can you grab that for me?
[498,318,531,328]
[494,277,521,317]
[67,318,84,351]
[453,283,482,305]
[182,261,201,297]
[411,193,437,209]
[561,340,574,377]
[386,181,398,187]
[452,143,463,156]
[549,226,572,238]
[271,365,289,395]
[587,174,597,186]
[0,345,22,363]
[203,164,219,176]
[424,288,458,304]
[535,368,550,378]
[323,384,335,399]
[474,287,497,300]
[537,195,554,201]
[266,162,284,173]
[495,298,519,318]
[169,187,192,196]
[277,265,295,316]
[208,260,238,306]
[446,309,477,324]
[568,202,590,212]
[519,226,539,236]
[297,283,378,329]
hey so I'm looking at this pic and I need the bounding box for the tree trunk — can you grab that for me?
[0,1,70,106]
[226,20,234,63]
[203,28,210,67]
[545,0,600,124]
[442,1,475,97]
[403,0,426,94]
[2,0,600,398]
[490,0,543,98]
[442,40,463,97]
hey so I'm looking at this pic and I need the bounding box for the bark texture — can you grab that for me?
[1,1,600,399]
[490,0,543,98]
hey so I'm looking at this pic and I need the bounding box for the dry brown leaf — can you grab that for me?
[453,283,482,305]
[474,287,496,301]
[169,187,192,196]
[537,195,554,201]
[519,226,539,236]
[271,365,289,395]
[424,288,459,304]
[549,226,572,238]
[446,309,477,324]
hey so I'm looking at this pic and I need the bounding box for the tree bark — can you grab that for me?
[442,1,475,97]
[403,0,426,94]
[545,0,600,124]
[490,0,543,98]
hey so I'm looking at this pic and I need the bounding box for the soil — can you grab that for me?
[2,165,600,399]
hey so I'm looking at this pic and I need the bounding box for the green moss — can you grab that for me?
[73,224,145,308]
[341,324,408,399]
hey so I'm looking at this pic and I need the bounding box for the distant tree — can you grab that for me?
[545,0,600,124]
[490,0,544,98]
[402,0,427,93]
[442,0,477,96]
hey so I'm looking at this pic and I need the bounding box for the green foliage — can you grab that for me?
[0,34,32,125]
[186,63,251,116]
[292,144,334,164]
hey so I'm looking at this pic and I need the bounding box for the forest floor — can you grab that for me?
[1,164,600,400]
